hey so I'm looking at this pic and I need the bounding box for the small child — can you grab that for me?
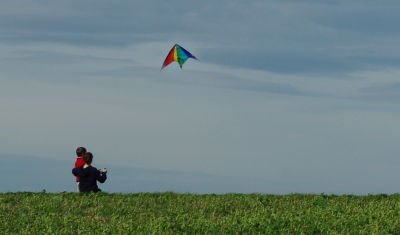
[74,147,87,192]
[72,152,108,192]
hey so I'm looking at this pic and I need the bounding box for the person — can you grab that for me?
[72,152,108,192]
[74,147,87,192]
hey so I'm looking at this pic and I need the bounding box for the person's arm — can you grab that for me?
[72,167,79,176]
[96,169,107,183]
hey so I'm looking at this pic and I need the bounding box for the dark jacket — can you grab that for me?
[72,165,107,192]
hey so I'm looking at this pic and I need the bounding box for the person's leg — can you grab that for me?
[76,182,80,192]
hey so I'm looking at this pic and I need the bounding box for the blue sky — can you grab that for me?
[1,0,400,194]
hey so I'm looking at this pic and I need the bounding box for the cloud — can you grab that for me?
[2,0,400,75]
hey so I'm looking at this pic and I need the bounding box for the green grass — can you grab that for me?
[1,192,400,234]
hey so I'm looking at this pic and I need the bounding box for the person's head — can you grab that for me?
[76,147,87,157]
[83,152,93,165]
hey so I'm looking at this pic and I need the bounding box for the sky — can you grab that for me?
[1,0,400,194]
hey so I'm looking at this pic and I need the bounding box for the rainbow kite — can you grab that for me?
[161,44,198,69]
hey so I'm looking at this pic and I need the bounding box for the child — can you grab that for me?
[72,152,108,192]
[74,147,87,192]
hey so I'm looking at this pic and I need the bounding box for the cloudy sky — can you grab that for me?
[1,0,400,194]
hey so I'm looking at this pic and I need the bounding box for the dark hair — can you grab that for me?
[76,147,87,157]
[83,152,93,165]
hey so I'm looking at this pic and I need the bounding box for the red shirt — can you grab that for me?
[74,157,85,182]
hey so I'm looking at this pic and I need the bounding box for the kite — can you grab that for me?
[161,44,198,69]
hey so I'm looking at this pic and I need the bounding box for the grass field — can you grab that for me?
[1,192,400,234]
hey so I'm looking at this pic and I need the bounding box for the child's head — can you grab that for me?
[76,147,87,157]
[83,152,93,165]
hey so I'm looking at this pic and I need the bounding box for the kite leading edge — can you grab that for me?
[161,44,198,70]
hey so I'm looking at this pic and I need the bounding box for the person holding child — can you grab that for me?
[72,152,108,192]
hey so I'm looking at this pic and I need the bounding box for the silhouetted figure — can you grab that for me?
[72,152,107,192]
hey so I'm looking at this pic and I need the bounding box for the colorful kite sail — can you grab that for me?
[161,44,198,69]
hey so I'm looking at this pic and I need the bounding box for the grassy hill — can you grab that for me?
[1,192,400,234]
